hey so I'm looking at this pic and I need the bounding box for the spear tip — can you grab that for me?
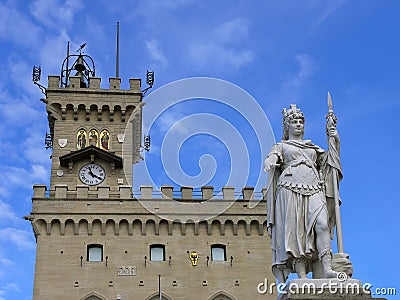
[327,91,333,112]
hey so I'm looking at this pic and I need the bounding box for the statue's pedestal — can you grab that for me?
[277,279,386,300]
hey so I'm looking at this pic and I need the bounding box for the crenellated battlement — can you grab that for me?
[33,184,267,201]
[45,76,143,124]
[47,75,141,93]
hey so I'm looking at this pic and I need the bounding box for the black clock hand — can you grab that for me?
[92,173,103,180]
[88,167,96,178]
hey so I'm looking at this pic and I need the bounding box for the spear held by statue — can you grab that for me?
[325,91,344,253]
[323,92,354,276]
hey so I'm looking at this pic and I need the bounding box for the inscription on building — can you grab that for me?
[117,266,137,276]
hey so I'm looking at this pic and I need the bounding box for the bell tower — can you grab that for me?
[29,46,148,299]
[43,47,143,194]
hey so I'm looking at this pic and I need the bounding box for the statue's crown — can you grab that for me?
[282,104,304,123]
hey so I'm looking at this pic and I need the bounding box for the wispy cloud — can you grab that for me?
[154,110,188,134]
[145,39,168,67]
[312,0,348,32]
[0,200,20,225]
[189,44,254,70]
[0,165,49,190]
[283,53,316,89]
[0,5,41,48]
[38,30,72,75]
[0,283,21,293]
[146,0,195,10]
[30,0,84,29]
[0,266,22,299]
[0,102,43,129]
[0,228,35,251]
[188,18,255,70]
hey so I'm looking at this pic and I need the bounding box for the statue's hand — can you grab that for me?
[264,155,278,172]
[328,127,340,142]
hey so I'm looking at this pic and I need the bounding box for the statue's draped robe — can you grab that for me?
[266,140,342,278]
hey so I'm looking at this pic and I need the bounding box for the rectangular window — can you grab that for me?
[211,244,226,261]
[87,244,103,262]
[150,244,165,261]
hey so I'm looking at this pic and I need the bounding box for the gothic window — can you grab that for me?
[211,244,226,261]
[77,129,87,149]
[87,244,103,262]
[100,129,110,150]
[150,244,165,261]
[88,129,99,147]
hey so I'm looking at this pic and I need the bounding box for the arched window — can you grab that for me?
[150,244,165,261]
[87,244,103,262]
[211,244,226,261]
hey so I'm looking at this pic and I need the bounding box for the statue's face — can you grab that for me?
[288,118,304,137]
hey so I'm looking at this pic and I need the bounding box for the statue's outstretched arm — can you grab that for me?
[263,154,278,172]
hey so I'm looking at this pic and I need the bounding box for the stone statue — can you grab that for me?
[264,99,345,283]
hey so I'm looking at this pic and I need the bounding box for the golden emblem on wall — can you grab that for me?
[190,251,198,266]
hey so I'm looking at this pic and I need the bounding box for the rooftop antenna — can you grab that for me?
[65,42,70,87]
[116,21,120,78]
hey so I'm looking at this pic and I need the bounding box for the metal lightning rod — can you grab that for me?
[116,21,120,78]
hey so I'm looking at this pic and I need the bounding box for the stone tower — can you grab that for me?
[28,51,274,299]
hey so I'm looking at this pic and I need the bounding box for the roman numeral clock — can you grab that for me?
[79,163,106,186]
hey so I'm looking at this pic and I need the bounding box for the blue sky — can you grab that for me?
[0,0,399,299]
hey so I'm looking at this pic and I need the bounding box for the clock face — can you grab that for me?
[79,164,106,186]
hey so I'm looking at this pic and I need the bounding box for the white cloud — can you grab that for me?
[130,0,195,15]
[0,257,13,267]
[215,18,250,45]
[31,165,49,182]
[0,227,35,251]
[0,102,42,128]
[189,43,254,70]
[156,110,187,134]
[7,58,42,98]
[30,0,84,29]
[22,132,52,165]
[0,5,41,48]
[0,165,49,190]
[0,200,20,225]
[1,283,21,293]
[158,0,195,10]
[38,30,72,75]
[313,1,347,32]
[188,18,255,70]
[145,39,168,67]
[283,53,316,88]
